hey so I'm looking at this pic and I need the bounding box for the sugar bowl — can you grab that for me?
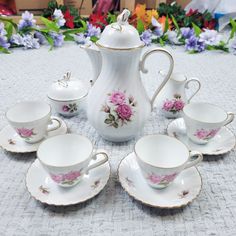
[47,72,88,117]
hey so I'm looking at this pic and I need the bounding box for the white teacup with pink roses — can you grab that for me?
[135,134,203,189]
[183,102,234,145]
[6,101,61,144]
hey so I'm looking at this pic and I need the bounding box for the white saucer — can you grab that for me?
[0,117,67,153]
[167,118,236,155]
[118,152,202,208]
[26,159,110,206]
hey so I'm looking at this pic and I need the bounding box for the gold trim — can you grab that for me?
[95,41,145,51]
[117,153,202,209]
[0,118,68,153]
[25,159,111,206]
[166,118,236,156]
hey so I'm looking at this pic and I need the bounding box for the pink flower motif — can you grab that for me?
[50,174,63,183]
[174,100,185,111]
[162,100,174,111]
[194,128,220,140]
[147,174,162,184]
[163,173,177,182]
[109,91,125,105]
[147,173,177,184]
[116,104,133,120]
[62,105,69,112]
[17,128,34,138]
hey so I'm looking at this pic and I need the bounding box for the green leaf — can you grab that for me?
[192,22,202,37]
[4,22,13,39]
[40,16,59,32]
[63,28,85,35]
[164,16,169,33]
[105,119,112,124]
[109,114,115,121]
[159,37,165,46]
[90,36,99,43]
[137,19,145,34]
[43,33,54,50]
[113,122,118,128]
[0,16,18,31]
[80,19,87,31]
[0,46,10,54]
[64,34,74,41]
[228,18,236,42]
[171,15,180,35]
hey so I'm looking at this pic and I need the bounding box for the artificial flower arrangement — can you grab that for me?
[0,1,236,54]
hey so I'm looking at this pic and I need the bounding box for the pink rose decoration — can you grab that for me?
[194,128,220,140]
[147,174,162,184]
[162,100,174,111]
[50,174,64,183]
[17,128,34,138]
[163,173,177,182]
[174,100,185,111]
[62,105,69,112]
[109,91,125,105]
[116,104,132,120]
[147,173,177,184]
[50,171,81,184]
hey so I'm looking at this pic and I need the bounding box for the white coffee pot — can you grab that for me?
[83,10,174,142]
[156,72,201,118]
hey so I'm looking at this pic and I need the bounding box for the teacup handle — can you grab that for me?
[86,149,108,174]
[184,151,203,169]
[184,77,201,102]
[224,112,235,126]
[139,48,174,110]
[47,117,61,132]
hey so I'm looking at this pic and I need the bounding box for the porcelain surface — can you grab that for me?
[167,118,236,155]
[118,152,202,208]
[0,116,67,153]
[26,159,110,206]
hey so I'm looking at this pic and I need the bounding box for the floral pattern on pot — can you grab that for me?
[62,103,78,113]
[50,170,82,185]
[194,128,220,140]
[162,94,185,114]
[101,90,137,128]
[147,172,177,186]
[16,128,36,140]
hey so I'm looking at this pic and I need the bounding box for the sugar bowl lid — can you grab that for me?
[47,72,88,101]
[96,9,144,49]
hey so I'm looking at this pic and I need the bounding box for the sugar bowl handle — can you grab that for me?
[184,77,201,102]
[139,48,174,110]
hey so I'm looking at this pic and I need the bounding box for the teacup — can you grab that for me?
[183,102,234,144]
[37,134,109,187]
[6,101,61,144]
[135,134,203,189]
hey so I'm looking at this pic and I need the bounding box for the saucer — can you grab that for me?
[26,159,110,206]
[167,118,236,155]
[118,152,202,208]
[0,117,67,153]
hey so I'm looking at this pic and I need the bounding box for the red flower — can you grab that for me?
[89,13,108,29]
[186,9,198,17]
[64,10,74,29]
[204,19,216,30]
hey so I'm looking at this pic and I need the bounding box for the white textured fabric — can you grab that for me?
[0,43,236,236]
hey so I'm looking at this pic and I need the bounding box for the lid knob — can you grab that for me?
[117,9,130,25]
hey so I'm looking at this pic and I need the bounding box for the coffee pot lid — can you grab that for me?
[47,72,88,101]
[96,9,144,49]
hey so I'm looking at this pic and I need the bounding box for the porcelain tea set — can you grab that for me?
[0,10,235,208]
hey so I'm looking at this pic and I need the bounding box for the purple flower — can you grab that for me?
[230,38,236,55]
[140,30,152,46]
[167,30,181,45]
[180,27,194,39]
[11,34,40,49]
[18,11,36,30]
[34,31,46,45]
[86,23,101,38]
[185,35,205,52]
[199,29,222,46]
[151,17,163,37]
[53,9,65,27]
[0,36,10,49]
[74,33,91,45]
[49,32,64,47]
[0,22,7,36]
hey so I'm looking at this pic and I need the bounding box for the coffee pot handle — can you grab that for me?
[184,78,201,102]
[139,48,174,110]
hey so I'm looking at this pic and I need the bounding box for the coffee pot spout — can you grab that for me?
[81,44,102,86]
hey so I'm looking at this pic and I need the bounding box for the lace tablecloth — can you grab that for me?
[0,44,235,236]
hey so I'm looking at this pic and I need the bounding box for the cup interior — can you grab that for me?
[6,101,50,123]
[135,135,189,168]
[37,134,93,167]
[183,102,227,123]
